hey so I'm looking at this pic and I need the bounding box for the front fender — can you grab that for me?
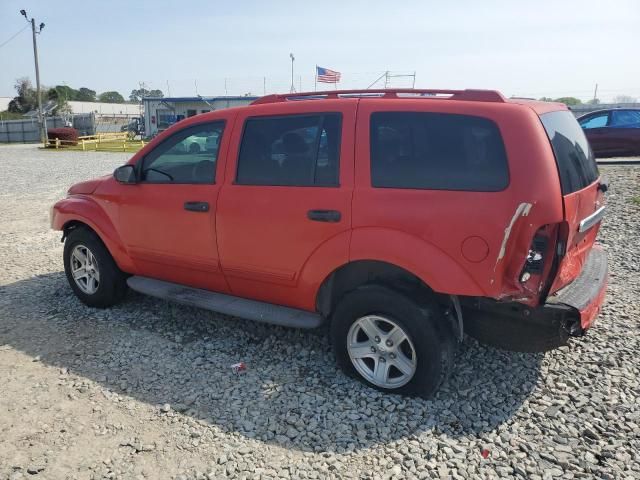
[51,195,136,273]
[350,227,487,296]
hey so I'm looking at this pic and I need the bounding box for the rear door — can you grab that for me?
[608,110,640,155]
[216,100,356,310]
[541,111,604,292]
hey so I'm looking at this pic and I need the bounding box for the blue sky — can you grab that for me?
[1,0,639,101]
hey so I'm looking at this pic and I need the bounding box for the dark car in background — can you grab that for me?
[578,109,640,157]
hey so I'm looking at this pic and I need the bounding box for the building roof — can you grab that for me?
[142,96,259,103]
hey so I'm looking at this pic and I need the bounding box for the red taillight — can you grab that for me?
[518,224,559,301]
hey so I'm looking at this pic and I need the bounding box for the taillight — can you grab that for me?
[520,234,549,282]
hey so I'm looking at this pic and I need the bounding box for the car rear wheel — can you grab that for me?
[63,227,127,308]
[330,285,455,398]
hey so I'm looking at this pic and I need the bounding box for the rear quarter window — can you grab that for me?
[541,111,599,194]
[370,112,509,191]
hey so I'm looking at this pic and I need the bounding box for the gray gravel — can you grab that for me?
[0,143,639,479]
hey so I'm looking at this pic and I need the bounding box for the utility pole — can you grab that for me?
[20,9,46,144]
[593,83,598,103]
[289,53,296,93]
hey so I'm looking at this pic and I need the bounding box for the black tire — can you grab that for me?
[330,285,455,398]
[63,227,127,308]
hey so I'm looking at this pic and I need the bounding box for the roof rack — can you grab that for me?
[251,89,506,105]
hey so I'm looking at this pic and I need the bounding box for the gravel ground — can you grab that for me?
[0,143,639,480]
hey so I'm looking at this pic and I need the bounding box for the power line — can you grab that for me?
[0,24,29,50]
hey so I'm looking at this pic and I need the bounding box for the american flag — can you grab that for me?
[316,66,341,83]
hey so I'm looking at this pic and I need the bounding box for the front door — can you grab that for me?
[117,120,230,292]
[216,101,357,310]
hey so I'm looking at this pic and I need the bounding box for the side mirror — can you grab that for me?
[114,165,137,184]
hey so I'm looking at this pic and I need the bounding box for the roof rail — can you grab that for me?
[251,89,506,105]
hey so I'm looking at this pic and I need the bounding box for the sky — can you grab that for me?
[1,0,639,102]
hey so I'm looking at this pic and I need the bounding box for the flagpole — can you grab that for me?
[314,65,317,92]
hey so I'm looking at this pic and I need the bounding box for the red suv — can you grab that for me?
[51,89,608,398]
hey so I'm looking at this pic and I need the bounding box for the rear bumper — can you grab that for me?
[547,245,608,332]
[461,246,607,352]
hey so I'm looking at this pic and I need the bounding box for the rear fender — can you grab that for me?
[51,195,135,273]
[349,227,486,296]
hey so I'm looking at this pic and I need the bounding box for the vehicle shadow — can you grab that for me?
[0,272,543,453]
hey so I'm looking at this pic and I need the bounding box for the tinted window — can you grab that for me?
[541,111,599,194]
[580,113,608,129]
[610,110,640,128]
[237,114,341,186]
[141,122,223,183]
[370,112,509,191]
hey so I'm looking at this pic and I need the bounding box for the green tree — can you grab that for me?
[8,77,38,113]
[538,97,554,102]
[76,87,97,102]
[553,97,582,106]
[46,87,72,115]
[586,98,600,105]
[129,88,163,102]
[98,91,126,103]
[51,85,79,101]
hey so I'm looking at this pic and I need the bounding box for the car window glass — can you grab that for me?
[370,112,509,191]
[610,110,640,128]
[541,111,599,194]
[141,122,224,184]
[580,114,608,129]
[237,114,341,186]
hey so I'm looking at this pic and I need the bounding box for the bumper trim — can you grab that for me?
[547,246,608,330]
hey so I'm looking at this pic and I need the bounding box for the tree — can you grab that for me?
[51,85,79,101]
[586,98,600,105]
[553,97,582,106]
[8,77,37,113]
[46,87,72,116]
[76,87,97,102]
[98,91,125,103]
[613,95,638,104]
[538,97,554,102]
[129,88,163,102]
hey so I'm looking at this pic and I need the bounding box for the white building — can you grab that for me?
[142,96,258,137]
[67,101,141,117]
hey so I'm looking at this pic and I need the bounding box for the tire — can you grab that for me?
[330,285,455,398]
[63,227,127,308]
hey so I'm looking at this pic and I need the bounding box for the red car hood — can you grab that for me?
[67,175,109,195]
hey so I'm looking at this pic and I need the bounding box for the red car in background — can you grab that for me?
[578,108,640,157]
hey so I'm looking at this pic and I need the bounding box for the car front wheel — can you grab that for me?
[63,227,127,308]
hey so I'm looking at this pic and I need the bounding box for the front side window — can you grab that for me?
[370,112,509,191]
[141,121,224,184]
[610,110,640,128]
[580,113,608,129]
[236,113,341,186]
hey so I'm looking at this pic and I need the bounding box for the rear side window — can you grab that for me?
[236,113,341,186]
[541,111,599,194]
[370,112,509,191]
[610,110,640,128]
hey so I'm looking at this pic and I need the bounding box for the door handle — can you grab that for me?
[307,209,341,222]
[184,201,209,212]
